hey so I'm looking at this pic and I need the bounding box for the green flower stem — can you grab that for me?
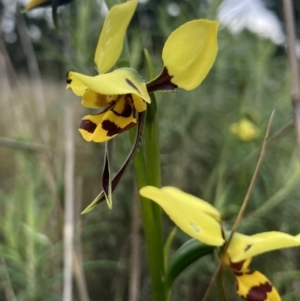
[108,1,165,294]
[137,49,166,300]
[147,95,166,299]
[129,101,166,300]
[128,53,165,300]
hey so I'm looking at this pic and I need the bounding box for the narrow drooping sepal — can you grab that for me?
[162,19,218,90]
[94,0,138,74]
[235,270,281,301]
[66,68,151,104]
[81,112,146,214]
[139,186,224,246]
[102,143,113,208]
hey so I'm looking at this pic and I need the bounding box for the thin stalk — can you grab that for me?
[229,120,293,175]
[202,112,274,301]
[63,97,75,301]
[226,111,274,242]
[0,137,51,152]
[25,178,36,299]
[16,13,48,143]
[73,177,90,301]
[282,0,300,151]
[63,22,75,301]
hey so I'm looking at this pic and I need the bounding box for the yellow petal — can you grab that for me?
[94,0,138,73]
[82,90,114,108]
[66,72,88,96]
[131,94,147,112]
[235,270,281,301]
[79,95,137,142]
[230,118,260,141]
[67,68,150,104]
[161,186,221,221]
[79,112,107,142]
[139,186,224,246]
[227,231,300,263]
[162,19,218,90]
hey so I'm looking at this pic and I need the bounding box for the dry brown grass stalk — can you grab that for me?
[283,0,300,152]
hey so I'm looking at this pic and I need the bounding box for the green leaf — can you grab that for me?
[144,48,155,80]
[164,228,177,270]
[102,142,113,209]
[165,238,215,291]
[144,49,157,123]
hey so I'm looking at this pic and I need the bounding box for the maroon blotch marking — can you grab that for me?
[246,281,272,301]
[126,79,140,94]
[245,244,252,251]
[112,95,133,118]
[102,120,137,137]
[235,271,273,301]
[231,260,246,272]
[80,119,97,133]
[66,71,74,84]
[102,120,122,137]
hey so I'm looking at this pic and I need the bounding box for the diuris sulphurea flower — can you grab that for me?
[140,186,300,301]
[67,0,218,211]
[66,0,218,143]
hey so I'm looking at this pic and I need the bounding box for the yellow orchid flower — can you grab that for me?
[23,0,72,12]
[230,118,260,141]
[67,5,218,210]
[66,0,218,143]
[67,0,143,143]
[140,186,300,301]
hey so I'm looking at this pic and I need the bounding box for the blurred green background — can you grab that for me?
[1,0,300,300]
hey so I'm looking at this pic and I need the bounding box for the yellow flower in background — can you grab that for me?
[140,186,300,301]
[230,118,260,141]
[23,0,72,11]
[67,0,218,143]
